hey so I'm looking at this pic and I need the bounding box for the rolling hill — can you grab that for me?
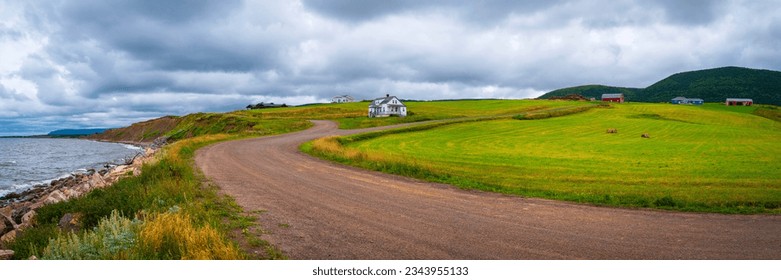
[538,85,641,101]
[539,66,781,105]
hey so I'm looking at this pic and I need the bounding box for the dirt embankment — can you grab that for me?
[195,120,781,260]
[87,116,181,144]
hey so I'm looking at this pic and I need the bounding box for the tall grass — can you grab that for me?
[753,105,781,122]
[136,211,241,260]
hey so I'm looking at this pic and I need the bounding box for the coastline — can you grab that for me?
[0,139,161,245]
[0,138,148,198]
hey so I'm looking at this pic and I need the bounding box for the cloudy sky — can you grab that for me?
[1,0,779,135]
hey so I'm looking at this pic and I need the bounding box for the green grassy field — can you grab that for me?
[238,99,583,130]
[335,99,587,129]
[308,102,781,213]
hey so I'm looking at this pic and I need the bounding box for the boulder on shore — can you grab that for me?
[0,249,14,260]
[0,214,13,236]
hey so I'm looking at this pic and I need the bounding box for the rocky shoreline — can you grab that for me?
[0,138,166,259]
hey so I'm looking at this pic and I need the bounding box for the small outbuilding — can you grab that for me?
[688,98,704,105]
[671,97,703,105]
[369,94,407,118]
[331,95,355,103]
[725,98,753,106]
[601,93,624,103]
[671,97,688,104]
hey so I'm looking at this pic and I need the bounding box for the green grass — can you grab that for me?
[752,105,781,122]
[306,102,781,214]
[223,99,585,130]
[335,99,586,129]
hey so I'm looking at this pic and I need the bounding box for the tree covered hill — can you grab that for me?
[537,85,641,100]
[641,67,781,104]
[539,66,781,105]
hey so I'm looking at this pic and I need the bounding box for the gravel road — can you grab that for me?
[195,120,781,259]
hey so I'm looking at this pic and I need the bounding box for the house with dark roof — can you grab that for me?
[369,94,407,117]
[671,97,704,105]
[671,97,688,104]
[601,93,624,103]
[688,98,704,105]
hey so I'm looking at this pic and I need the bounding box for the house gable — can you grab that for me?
[368,95,407,117]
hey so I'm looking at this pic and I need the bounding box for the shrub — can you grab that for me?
[42,210,138,260]
[40,209,241,260]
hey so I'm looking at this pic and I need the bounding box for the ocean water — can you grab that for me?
[0,138,142,197]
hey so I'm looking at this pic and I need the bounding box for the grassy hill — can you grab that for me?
[540,66,781,105]
[306,101,781,214]
[89,116,181,143]
[87,99,582,143]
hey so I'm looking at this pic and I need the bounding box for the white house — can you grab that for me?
[368,94,407,118]
[331,95,355,103]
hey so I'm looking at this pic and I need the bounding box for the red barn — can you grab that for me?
[601,93,624,103]
[725,98,753,106]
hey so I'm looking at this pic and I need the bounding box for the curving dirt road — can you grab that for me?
[195,121,781,259]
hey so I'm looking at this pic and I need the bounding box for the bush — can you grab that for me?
[40,209,241,260]
[42,210,138,260]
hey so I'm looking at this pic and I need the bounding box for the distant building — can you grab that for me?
[688,98,704,105]
[671,97,704,105]
[331,95,356,103]
[246,102,287,110]
[601,93,624,103]
[671,97,688,104]
[725,98,753,106]
[369,94,407,118]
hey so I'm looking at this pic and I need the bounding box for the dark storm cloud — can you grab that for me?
[301,0,433,22]
[302,0,562,24]
[51,0,265,72]
[656,0,725,25]
[57,0,241,27]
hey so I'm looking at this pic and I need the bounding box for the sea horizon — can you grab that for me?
[0,138,142,197]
